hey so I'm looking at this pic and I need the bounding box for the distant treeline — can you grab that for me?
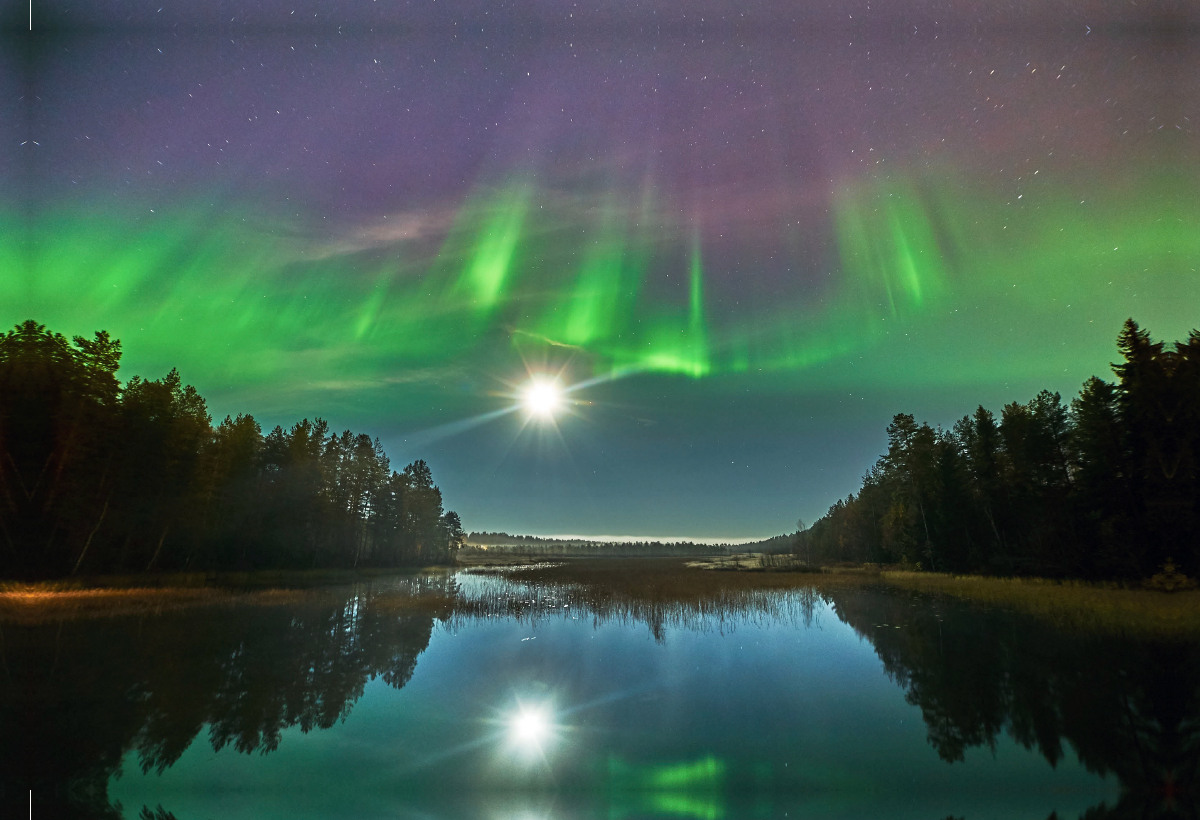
[460,539,731,557]
[800,320,1199,579]
[0,321,464,580]
[743,533,795,554]
[467,531,596,546]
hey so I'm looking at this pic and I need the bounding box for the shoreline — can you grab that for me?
[495,556,1200,639]
[0,567,449,623]
[4,558,1197,637]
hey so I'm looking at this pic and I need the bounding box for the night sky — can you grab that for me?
[5,2,1197,540]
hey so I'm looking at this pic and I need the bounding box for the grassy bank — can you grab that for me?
[2,566,447,591]
[470,556,1200,639]
[0,567,448,624]
[499,556,859,591]
[681,555,1200,638]
[875,569,1200,638]
[7,557,1197,639]
[446,557,853,639]
[0,585,310,624]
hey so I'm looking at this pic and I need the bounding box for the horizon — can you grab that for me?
[467,532,769,545]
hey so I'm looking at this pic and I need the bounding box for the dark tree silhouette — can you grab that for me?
[826,585,1200,819]
[804,320,1200,579]
[0,321,462,579]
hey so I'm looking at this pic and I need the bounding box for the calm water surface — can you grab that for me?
[9,569,1197,819]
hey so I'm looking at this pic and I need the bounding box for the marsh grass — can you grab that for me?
[7,558,1197,639]
[446,558,867,640]
[10,566,441,590]
[0,568,442,623]
[876,570,1200,638]
[456,552,574,567]
[0,585,306,624]
[688,553,823,572]
[449,558,1200,641]
[499,557,862,591]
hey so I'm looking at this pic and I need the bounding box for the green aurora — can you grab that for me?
[8,164,1196,413]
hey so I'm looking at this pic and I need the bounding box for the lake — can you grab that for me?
[7,564,1197,819]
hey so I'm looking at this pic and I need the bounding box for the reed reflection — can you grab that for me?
[450,562,827,642]
[455,564,1199,819]
[5,566,1197,820]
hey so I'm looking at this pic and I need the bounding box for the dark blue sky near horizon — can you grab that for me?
[4,1,1197,540]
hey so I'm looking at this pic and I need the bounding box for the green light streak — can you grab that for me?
[607,754,726,789]
[689,232,705,332]
[605,755,726,820]
[529,198,711,379]
[648,754,726,789]
[614,234,705,379]
[0,212,23,308]
[354,264,399,341]
[563,241,624,345]
[648,793,725,820]
[592,229,711,379]
[718,168,1197,386]
[6,164,1196,419]
[539,199,639,347]
[10,206,474,393]
[446,183,531,312]
[833,179,947,317]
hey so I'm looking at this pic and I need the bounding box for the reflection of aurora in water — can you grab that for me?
[6,572,1196,819]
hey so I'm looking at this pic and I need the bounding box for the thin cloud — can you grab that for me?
[305,208,457,260]
[305,365,468,391]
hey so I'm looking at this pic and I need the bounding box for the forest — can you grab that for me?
[4,317,1196,583]
[463,531,731,557]
[801,320,1200,580]
[0,320,464,579]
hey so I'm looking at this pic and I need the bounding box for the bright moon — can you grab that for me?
[521,379,562,419]
[509,705,551,747]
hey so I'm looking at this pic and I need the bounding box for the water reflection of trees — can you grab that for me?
[8,568,1198,819]
[824,587,1199,820]
[455,568,1198,819]
[3,575,453,819]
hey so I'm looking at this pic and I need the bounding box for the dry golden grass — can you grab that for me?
[7,558,1195,639]
[598,557,1200,639]
[0,567,448,624]
[686,553,824,573]
[0,584,307,624]
[500,557,867,593]
[444,557,873,639]
[42,566,441,590]
[875,570,1200,638]
[453,557,1200,640]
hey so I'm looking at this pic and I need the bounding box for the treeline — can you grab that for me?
[467,531,594,546]
[459,540,731,558]
[464,531,735,556]
[0,320,464,579]
[743,533,796,554]
[802,320,1199,579]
